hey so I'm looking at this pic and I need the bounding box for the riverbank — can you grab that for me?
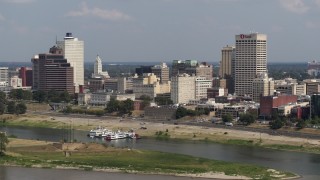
[1,113,320,154]
[2,138,298,180]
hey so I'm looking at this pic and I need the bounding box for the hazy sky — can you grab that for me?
[0,0,319,63]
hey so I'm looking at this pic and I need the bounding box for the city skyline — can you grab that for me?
[1,0,320,63]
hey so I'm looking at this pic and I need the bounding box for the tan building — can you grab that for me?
[171,74,196,104]
[133,73,170,99]
[172,60,213,80]
[303,79,320,95]
[151,63,170,83]
[252,73,274,103]
[235,33,267,96]
[274,78,306,96]
[195,77,212,99]
[219,45,235,78]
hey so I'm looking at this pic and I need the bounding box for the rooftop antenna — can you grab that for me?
[55,35,58,45]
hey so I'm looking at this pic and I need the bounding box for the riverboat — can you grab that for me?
[88,126,111,138]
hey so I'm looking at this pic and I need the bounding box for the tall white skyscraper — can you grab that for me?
[92,55,109,78]
[234,33,267,96]
[57,32,84,93]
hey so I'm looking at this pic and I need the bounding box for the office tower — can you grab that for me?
[234,33,267,96]
[136,66,152,76]
[19,67,33,87]
[32,46,74,94]
[0,67,9,85]
[252,73,274,102]
[172,60,197,76]
[311,94,320,118]
[151,63,170,83]
[172,60,213,80]
[219,45,235,94]
[195,77,212,99]
[171,74,196,104]
[57,32,84,93]
[219,45,235,78]
[92,55,109,78]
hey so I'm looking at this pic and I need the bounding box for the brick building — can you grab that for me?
[259,95,298,118]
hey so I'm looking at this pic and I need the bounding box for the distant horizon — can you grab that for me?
[1,1,320,63]
[0,61,310,67]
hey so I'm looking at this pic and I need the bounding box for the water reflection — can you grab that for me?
[1,126,320,178]
[0,166,211,180]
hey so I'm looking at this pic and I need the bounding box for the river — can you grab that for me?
[1,126,320,180]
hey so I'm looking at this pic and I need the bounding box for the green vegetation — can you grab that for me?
[105,98,134,115]
[63,107,105,116]
[222,113,233,123]
[0,132,9,155]
[264,144,320,153]
[175,106,209,119]
[239,113,256,126]
[1,145,296,179]
[155,131,170,140]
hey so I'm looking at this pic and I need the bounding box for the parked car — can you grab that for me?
[225,122,233,126]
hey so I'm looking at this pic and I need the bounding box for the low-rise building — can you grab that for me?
[216,105,245,120]
[259,95,298,118]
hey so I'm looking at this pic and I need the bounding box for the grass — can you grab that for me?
[1,145,297,179]
[2,115,320,154]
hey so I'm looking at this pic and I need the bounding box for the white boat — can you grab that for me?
[105,133,117,140]
[88,126,110,137]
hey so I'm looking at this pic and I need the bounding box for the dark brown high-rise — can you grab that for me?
[32,46,74,94]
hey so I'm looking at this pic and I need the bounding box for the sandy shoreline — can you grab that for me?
[35,114,320,147]
[4,114,306,180]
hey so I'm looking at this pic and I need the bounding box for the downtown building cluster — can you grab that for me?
[2,32,320,120]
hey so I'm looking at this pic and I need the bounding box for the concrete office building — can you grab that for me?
[303,79,320,95]
[18,67,33,87]
[136,63,169,83]
[32,46,74,94]
[151,63,170,83]
[219,45,235,94]
[235,33,267,96]
[171,74,196,104]
[195,77,212,99]
[219,45,235,78]
[57,32,84,93]
[172,60,213,80]
[132,73,170,99]
[0,67,9,86]
[252,73,274,103]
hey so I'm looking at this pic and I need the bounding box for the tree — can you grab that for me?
[60,91,71,103]
[222,114,233,123]
[33,90,47,103]
[119,99,134,115]
[0,91,7,104]
[7,101,16,114]
[16,102,27,114]
[140,95,152,109]
[296,120,306,129]
[239,113,256,125]
[0,102,5,115]
[47,89,60,103]
[175,106,188,119]
[105,98,120,113]
[270,119,284,130]
[0,132,9,155]
[9,89,32,100]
